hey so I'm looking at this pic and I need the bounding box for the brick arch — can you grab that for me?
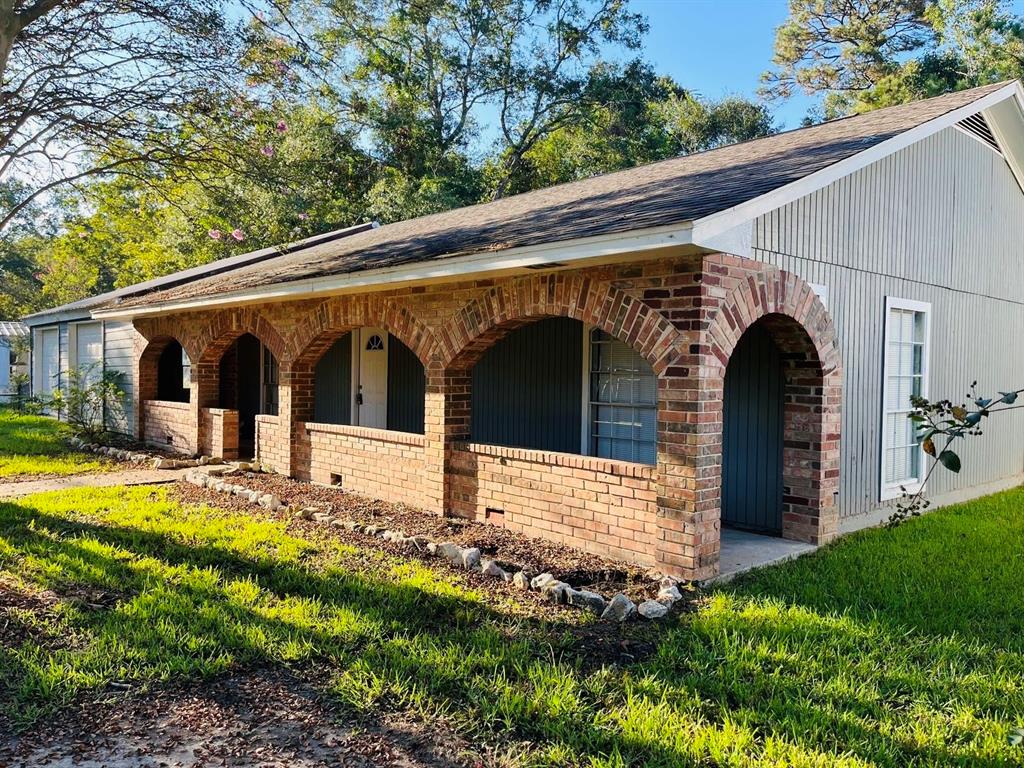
[705,268,842,546]
[136,334,198,403]
[193,306,289,366]
[437,272,681,374]
[286,296,435,372]
[135,318,202,364]
[706,270,841,379]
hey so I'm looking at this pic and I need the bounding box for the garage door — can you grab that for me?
[75,322,103,385]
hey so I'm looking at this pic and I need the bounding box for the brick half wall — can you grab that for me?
[449,442,659,566]
[142,400,195,453]
[202,408,239,461]
[302,422,427,508]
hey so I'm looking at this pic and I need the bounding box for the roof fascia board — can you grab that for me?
[690,82,1024,246]
[983,88,1024,191]
[93,223,695,319]
[23,310,92,327]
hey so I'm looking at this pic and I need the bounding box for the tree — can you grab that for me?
[0,0,265,232]
[303,0,649,206]
[762,0,1024,118]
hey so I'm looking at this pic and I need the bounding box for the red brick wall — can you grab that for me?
[450,443,658,565]
[142,400,194,453]
[133,251,841,579]
[255,414,288,472]
[302,422,426,508]
[202,407,239,461]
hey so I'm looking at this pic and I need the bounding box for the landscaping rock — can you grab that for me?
[312,512,332,523]
[153,457,178,470]
[530,572,556,591]
[512,571,531,590]
[637,600,669,620]
[460,547,481,570]
[601,594,636,622]
[480,559,508,580]
[364,525,381,537]
[342,520,359,532]
[436,542,463,566]
[426,542,438,555]
[568,589,607,614]
[657,585,682,605]
[540,580,572,604]
[404,534,429,551]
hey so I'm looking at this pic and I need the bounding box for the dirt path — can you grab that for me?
[0,468,188,499]
[0,667,475,768]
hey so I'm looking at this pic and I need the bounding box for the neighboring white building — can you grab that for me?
[0,321,28,396]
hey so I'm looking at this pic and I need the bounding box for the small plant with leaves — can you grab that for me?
[891,382,1023,525]
[48,365,127,442]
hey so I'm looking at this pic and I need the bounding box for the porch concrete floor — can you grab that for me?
[711,528,818,583]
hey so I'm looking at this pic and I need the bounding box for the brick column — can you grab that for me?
[190,358,219,456]
[423,362,471,516]
[655,365,720,582]
[276,365,315,478]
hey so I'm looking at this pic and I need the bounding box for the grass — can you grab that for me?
[1,484,1023,766]
[0,411,107,478]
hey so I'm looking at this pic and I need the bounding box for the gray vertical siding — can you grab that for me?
[387,335,425,434]
[103,320,138,433]
[314,335,351,424]
[722,324,785,533]
[752,126,1024,525]
[471,318,584,453]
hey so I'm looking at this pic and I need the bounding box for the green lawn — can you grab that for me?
[0,411,107,478]
[1,485,1023,766]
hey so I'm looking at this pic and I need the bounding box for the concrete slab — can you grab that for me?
[0,469,189,499]
[709,528,818,584]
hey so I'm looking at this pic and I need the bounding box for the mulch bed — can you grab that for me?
[171,472,671,604]
[0,665,476,768]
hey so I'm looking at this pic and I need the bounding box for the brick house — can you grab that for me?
[26,81,1024,580]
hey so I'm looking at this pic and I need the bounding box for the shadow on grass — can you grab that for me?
[1,491,1022,767]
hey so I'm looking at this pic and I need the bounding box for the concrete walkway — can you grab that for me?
[0,468,189,499]
[711,528,818,583]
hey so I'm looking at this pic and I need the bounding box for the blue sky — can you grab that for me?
[632,0,813,128]
[633,0,1024,129]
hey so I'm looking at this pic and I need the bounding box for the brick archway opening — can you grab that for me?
[136,335,197,453]
[719,313,838,543]
[194,325,284,460]
[706,271,842,548]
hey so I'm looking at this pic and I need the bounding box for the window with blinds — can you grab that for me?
[589,329,657,464]
[881,298,930,499]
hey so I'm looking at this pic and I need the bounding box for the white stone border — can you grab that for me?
[182,468,686,623]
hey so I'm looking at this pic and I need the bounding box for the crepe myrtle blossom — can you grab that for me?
[297,212,309,220]
[276,120,287,133]
[231,229,245,241]
[208,229,222,240]
[261,144,274,157]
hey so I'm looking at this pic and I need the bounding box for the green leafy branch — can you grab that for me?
[891,382,1024,525]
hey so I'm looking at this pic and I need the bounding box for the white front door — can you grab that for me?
[356,327,388,428]
[74,322,103,386]
[39,328,59,398]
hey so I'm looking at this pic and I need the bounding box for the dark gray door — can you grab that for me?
[721,324,785,534]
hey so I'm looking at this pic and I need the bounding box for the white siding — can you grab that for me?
[103,320,139,433]
[753,126,1024,526]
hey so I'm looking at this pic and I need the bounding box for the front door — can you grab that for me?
[721,324,785,534]
[356,328,388,428]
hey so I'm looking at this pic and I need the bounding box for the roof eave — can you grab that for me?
[92,222,698,320]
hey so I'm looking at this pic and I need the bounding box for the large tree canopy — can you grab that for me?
[1,0,779,316]
[763,0,1024,118]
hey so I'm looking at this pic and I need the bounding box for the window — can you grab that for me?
[588,329,656,464]
[262,345,279,416]
[881,298,930,499]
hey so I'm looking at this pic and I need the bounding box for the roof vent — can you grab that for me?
[956,113,1002,154]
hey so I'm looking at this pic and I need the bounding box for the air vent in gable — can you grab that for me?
[956,113,1002,154]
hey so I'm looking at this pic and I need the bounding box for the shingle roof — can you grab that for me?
[102,81,1014,310]
[0,321,28,339]
[24,223,377,321]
